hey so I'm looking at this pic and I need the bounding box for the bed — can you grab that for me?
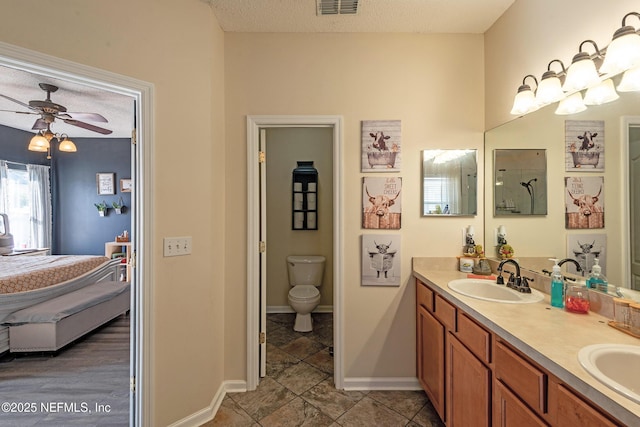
[0,255,124,353]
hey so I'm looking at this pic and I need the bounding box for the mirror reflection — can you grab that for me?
[422,149,477,216]
[484,85,640,290]
[494,149,547,216]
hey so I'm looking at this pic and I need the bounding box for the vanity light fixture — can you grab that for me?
[28,124,77,159]
[599,12,640,75]
[535,60,567,105]
[510,11,640,116]
[510,75,539,115]
[562,40,602,93]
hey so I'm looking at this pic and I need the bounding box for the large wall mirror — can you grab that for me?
[484,80,640,290]
[422,149,477,216]
[494,149,547,216]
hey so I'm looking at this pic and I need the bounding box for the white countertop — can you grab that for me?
[412,258,640,426]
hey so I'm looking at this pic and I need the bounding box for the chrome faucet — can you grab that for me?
[497,258,533,293]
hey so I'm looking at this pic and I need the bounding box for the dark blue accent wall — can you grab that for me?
[0,125,131,255]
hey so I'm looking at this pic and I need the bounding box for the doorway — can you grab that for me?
[246,115,344,391]
[0,42,152,425]
[624,117,640,290]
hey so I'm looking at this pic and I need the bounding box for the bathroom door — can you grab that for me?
[259,129,267,377]
[630,124,640,290]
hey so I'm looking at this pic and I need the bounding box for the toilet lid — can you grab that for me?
[289,285,320,299]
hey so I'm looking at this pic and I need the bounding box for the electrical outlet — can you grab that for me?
[163,236,192,257]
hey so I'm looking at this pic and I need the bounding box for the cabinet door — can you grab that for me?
[556,385,618,427]
[494,380,547,427]
[417,305,445,421]
[448,334,491,427]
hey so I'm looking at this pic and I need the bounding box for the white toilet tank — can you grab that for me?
[287,255,325,287]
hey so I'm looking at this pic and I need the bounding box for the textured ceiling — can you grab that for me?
[208,0,515,33]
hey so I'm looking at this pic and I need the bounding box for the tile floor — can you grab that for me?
[203,313,444,426]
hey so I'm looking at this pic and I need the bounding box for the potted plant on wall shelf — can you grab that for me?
[112,197,125,214]
[95,201,108,217]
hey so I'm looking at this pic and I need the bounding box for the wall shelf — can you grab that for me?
[292,161,318,230]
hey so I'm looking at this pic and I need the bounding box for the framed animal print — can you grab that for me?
[362,177,402,229]
[361,120,401,172]
[565,120,605,172]
[565,176,604,229]
[566,233,607,276]
[361,234,401,287]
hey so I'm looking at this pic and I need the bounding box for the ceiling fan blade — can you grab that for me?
[60,112,109,123]
[32,118,48,130]
[0,109,38,115]
[62,118,113,135]
[0,93,33,110]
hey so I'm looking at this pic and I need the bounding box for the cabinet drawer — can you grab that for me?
[416,280,434,312]
[495,341,547,414]
[434,294,456,331]
[494,380,547,427]
[556,385,618,427]
[456,313,491,364]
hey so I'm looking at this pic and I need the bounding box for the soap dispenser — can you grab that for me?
[586,258,608,293]
[549,259,564,308]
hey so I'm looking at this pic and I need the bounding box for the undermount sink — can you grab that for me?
[447,279,544,304]
[578,344,640,404]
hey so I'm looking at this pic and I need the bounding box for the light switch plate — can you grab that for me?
[163,236,192,257]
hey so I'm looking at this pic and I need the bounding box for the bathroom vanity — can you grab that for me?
[413,259,640,426]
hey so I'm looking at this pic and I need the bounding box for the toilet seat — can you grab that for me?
[288,285,320,300]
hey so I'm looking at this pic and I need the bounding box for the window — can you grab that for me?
[423,177,448,214]
[0,161,51,250]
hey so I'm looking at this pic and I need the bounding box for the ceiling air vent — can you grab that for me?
[317,0,359,16]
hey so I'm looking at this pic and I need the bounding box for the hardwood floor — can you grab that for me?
[0,314,130,426]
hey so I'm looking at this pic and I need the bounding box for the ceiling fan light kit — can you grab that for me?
[0,82,111,158]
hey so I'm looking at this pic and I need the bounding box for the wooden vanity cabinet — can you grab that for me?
[416,278,625,427]
[416,281,446,420]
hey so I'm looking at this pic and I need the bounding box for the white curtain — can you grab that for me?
[443,166,461,214]
[27,164,52,249]
[0,160,8,214]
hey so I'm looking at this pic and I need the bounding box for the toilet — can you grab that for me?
[287,255,325,332]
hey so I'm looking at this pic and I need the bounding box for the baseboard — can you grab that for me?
[167,380,247,427]
[266,305,333,314]
[342,377,422,391]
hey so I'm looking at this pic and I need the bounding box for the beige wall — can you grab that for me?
[265,127,334,308]
[1,1,226,425]
[224,33,485,380]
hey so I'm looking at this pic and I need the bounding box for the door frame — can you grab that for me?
[622,116,640,288]
[246,115,344,391]
[0,41,154,426]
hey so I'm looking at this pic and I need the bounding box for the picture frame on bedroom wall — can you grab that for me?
[97,173,116,195]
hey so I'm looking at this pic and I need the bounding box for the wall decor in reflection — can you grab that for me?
[361,120,401,172]
[362,177,402,229]
[565,120,605,172]
[494,149,547,216]
[566,233,607,277]
[361,234,401,287]
[565,176,604,229]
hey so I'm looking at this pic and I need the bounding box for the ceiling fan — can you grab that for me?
[0,82,112,135]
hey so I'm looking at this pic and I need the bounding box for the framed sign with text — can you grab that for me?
[97,173,115,195]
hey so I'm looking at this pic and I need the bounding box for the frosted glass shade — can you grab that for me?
[617,66,640,92]
[555,92,587,115]
[584,79,619,105]
[58,139,77,152]
[28,135,50,152]
[600,29,640,75]
[536,75,565,105]
[510,87,537,115]
[562,54,600,92]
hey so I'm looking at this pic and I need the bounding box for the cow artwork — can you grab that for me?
[565,177,605,229]
[565,120,605,171]
[567,234,607,276]
[361,234,401,287]
[361,120,402,172]
[362,177,402,229]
